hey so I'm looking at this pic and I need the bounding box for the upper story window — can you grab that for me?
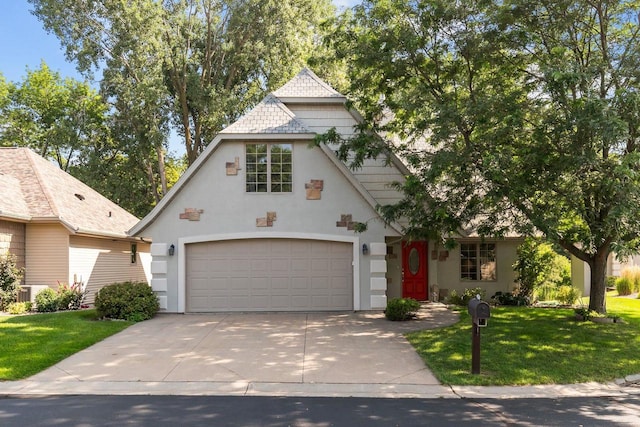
[246,143,292,193]
[460,242,496,281]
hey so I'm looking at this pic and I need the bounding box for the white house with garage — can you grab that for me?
[130,68,521,313]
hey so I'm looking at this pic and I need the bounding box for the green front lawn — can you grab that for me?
[407,296,640,386]
[0,310,132,380]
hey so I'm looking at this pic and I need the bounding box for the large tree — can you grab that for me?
[0,62,109,171]
[29,0,336,165]
[326,0,640,314]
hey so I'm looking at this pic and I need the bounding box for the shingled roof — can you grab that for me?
[220,94,313,135]
[0,147,139,238]
[272,68,344,100]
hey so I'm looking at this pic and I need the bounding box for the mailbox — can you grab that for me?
[468,298,491,327]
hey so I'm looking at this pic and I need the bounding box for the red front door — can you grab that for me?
[402,241,428,300]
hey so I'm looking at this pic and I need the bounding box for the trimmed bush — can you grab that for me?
[556,285,581,306]
[385,297,421,321]
[95,281,159,322]
[35,288,59,312]
[616,277,633,296]
[6,301,32,314]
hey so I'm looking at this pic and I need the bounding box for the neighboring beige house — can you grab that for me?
[573,253,640,297]
[130,69,520,313]
[0,147,151,304]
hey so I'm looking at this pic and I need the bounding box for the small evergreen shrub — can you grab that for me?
[605,276,618,290]
[6,301,31,314]
[384,297,421,321]
[616,277,633,296]
[35,287,59,312]
[0,254,24,311]
[95,281,159,322]
[556,285,581,306]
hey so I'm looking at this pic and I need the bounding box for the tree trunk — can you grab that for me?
[156,145,167,197]
[587,250,609,314]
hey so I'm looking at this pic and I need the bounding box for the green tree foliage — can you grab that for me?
[29,0,336,165]
[513,238,571,301]
[0,255,24,311]
[0,63,109,171]
[325,0,640,314]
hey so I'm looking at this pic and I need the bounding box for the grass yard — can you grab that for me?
[0,310,132,381]
[407,296,640,386]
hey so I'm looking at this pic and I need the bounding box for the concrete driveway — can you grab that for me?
[16,304,461,397]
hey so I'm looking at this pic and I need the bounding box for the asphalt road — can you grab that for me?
[1,395,639,426]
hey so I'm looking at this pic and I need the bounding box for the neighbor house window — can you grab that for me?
[460,243,496,281]
[246,143,292,193]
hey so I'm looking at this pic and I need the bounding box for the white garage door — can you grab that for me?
[186,239,353,312]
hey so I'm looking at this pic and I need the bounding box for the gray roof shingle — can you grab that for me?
[220,94,313,134]
[272,68,344,99]
[0,147,139,238]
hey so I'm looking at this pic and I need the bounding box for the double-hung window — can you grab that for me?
[246,143,292,193]
[460,242,496,281]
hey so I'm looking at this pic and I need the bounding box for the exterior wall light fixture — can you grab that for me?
[168,244,175,256]
[362,244,369,255]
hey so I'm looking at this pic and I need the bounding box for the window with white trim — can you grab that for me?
[246,143,292,193]
[460,242,496,281]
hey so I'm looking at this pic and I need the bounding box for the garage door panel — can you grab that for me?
[186,239,353,312]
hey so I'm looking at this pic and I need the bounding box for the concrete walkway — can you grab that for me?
[3,304,640,399]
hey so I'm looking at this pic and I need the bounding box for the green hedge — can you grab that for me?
[95,281,159,322]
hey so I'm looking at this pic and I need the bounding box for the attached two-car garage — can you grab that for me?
[185,239,353,312]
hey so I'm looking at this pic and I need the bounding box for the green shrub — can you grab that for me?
[556,285,581,306]
[606,276,618,289]
[616,277,633,296]
[491,291,529,306]
[95,281,159,322]
[513,238,571,301]
[385,297,421,321]
[0,254,24,311]
[448,287,486,306]
[56,281,87,310]
[35,288,59,312]
[534,283,557,302]
[6,301,31,314]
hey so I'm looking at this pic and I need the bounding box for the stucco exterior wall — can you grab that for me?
[69,236,151,304]
[141,140,401,312]
[24,223,69,287]
[433,239,521,299]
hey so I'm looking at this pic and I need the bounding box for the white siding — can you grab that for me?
[69,236,150,304]
[25,223,69,287]
[287,104,357,136]
[287,104,406,207]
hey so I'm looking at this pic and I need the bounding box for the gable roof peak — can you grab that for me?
[272,68,345,101]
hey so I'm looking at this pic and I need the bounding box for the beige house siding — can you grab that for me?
[0,220,26,272]
[25,223,69,287]
[69,236,150,304]
[434,239,521,299]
